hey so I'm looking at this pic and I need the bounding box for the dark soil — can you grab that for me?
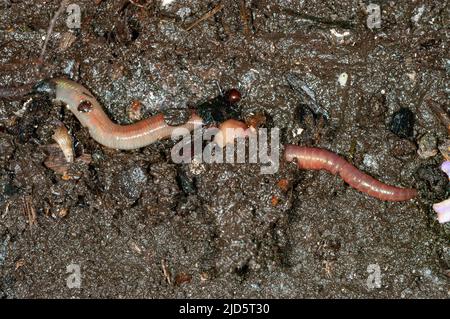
[0,0,449,298]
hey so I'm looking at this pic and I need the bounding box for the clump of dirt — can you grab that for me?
[0,0,449,298]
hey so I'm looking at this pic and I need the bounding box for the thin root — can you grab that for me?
[23,196,37,230]
[1,201,10,219]
[128,0,145,8]
[0,83,34,100]
[185,2,224,31]
[39,0,70,64]
[427,99,450,135]
[161,259,172,285]
[239,0,251,35]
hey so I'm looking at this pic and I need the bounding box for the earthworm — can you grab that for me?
[36,78,203,150]
[213,119,251,147]
[34,78,416,202]
[284,145,417,201]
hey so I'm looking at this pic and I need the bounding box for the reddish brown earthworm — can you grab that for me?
[284,145,417,201]
[35,78,416,201]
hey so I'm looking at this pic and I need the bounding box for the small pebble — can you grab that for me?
[330,28,351,45]
[417,133,437,159]
[292,128,304,137]
[389,108,415,138]
[438,140,450,160]
[58,207,69,218]
[177,170,196,195]
[118,166,148,200]
[363,154,379,170]
[161,0,176,7]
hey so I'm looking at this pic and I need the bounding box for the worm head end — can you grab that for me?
[33,79,56,97]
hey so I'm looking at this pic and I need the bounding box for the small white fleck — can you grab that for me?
[63,60,75,75]
[330,29,350,38]
[161,0,176,7]
[292,128,304,138]
[14,98,33,117]
[411,5,425,25]
[363,154,379,170]
[406,71,416,82]
[338,72,348,87]
[330,28,351,44]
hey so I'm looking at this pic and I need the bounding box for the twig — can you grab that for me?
[428,98,450,135]
[239,0,250,35]
[279,6,354,29]
[0,83,34,100]
[0,58,41,72]
[23,196,37,230]
[15,259,26,271]
[185,2,224,31]
[1,201,10,219]
[128,0,145,8]
[39,0,70,64]
[161,259,172,285]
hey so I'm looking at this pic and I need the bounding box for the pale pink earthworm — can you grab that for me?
[35,78,417,201]
[213,119,252,147]
[284,145,417,201]
[40,78,203,149]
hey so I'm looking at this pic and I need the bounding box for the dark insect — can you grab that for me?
[195,88,242,125]
[225,89,242,104]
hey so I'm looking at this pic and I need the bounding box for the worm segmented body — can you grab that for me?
[49,79,203,149]
[37,78,416,201]
[284,145,417,201]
